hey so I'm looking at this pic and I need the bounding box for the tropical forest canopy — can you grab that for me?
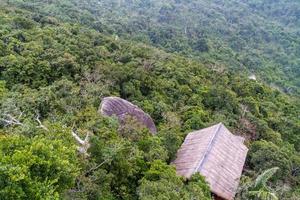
[5,0,300,94]
[0,0,299,200]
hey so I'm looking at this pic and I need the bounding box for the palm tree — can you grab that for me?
[237,167,279,200]
[248,167,279,200]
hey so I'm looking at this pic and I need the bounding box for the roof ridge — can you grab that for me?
[195,123,223,173]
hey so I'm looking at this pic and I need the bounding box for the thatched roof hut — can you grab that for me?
[172,123,248,200]
[99,97,157,134]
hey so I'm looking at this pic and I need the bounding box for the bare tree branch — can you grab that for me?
[71,126,91,156]
[71,130,85,145]
[85,159,108,175]
[0,113,23,126]
[240,104,249,118]
[85,143,123,175]
[35,114,49,131]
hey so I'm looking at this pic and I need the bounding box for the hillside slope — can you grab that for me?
[4,0,300,94]
[0,3,299,200]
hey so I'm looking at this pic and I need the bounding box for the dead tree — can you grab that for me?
[71,128,90,157]
[35,113,49,131]
[0,113,23,126]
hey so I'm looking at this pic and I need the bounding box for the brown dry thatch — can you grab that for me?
[99,96,157,134]
[172,123,248,200]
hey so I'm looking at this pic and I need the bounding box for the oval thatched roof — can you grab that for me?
[99,97,157,134]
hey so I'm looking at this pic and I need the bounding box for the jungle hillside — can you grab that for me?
[0,0,299,200]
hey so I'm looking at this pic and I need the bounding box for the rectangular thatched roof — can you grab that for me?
[172,123,248,200]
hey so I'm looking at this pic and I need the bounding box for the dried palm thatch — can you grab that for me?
[99,97,157,134]
[172,123,248,200]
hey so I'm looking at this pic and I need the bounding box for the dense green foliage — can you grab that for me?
[0,1,299,200]
[138,161,211,200]
[0,134,79,199]
[4,0,300,94]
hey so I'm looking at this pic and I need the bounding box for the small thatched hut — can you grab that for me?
[172,123,248,200]
[99,97,157,134]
